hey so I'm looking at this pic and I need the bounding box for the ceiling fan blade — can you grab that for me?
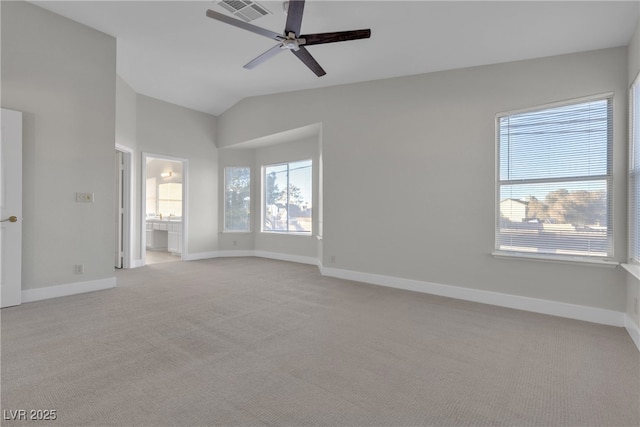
[291,46,326,77]
[243,44,284,69]
[206,9,282,41]
[301,29,371,46]
[285,0,305,37]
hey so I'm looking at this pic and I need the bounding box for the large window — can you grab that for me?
[496,95,613,259]
[224,166,251,232]
[630,76,640,262]
[263,160,312,233]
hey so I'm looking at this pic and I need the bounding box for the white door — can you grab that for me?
[1,109,23,308]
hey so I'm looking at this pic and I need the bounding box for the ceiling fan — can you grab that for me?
[206,0,371,77]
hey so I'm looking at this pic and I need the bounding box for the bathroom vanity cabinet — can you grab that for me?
[146,219,182,255]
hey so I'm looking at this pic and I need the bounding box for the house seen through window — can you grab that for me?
[263,160,312,233]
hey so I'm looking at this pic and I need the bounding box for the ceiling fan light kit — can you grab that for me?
[206,0,371,77]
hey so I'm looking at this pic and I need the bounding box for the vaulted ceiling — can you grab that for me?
[32,1,640,115]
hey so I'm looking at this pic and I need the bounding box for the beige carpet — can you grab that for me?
[1,257,639,426]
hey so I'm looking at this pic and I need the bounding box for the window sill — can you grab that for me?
[221,230,252,234]
[622,263,640,281]
[260,231,313,237]
[492,251,619,268]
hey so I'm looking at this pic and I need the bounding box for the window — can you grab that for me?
[158,182,182,217]
[263,160,312,233]
[630,76,640,262]
[496,95,613,259]
[224,166,251,232]
[145,177,157,215]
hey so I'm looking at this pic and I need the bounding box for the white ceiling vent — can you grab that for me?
[217,0,272,22]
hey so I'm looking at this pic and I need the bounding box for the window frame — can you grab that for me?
[629,75,640,264]
[223,166,252,233]
[494,93,615,263]
[261,159,313,235]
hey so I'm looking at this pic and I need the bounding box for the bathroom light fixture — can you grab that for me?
[161,171,173,178]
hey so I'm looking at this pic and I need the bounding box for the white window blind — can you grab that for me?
[224,166,251,232]
[496,95,613,258]
[145,177,157,215]
[263,160,312,233]
[158,182,182,217]
[630,76,640,262]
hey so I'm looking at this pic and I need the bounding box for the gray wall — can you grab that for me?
[136,95,218,258]
[116,76,137,150]
[116,78,219,263]
[1,1,116,289]
[218,47,630,312]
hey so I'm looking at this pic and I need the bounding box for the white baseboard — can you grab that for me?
[319,265,625,327]
[625,314,640,352]
[22,277,116,304]
[131,259,144,268]
[217,250,256,258]
[183,250,319,266]
[254,250,319,266]
[182,251,219,261]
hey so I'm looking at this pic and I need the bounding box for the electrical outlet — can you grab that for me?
[76,192,94,203]
[74,264,84,275]
[634,297,638,315]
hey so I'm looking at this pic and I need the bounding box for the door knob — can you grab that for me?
[1,216,17,223]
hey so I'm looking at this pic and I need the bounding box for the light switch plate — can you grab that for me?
[76,192,94,203]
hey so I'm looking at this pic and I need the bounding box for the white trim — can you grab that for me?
[492,251,619,267]
[21,277,116,303]
[115,143,134,153]
[131,259,144,268]
[254,250,319,265]
[625,314,640,352]
[496,92,615,117]
[181,250,319,265]
[259,231,314,237]
[319,265,624,327]
[217,250,255,258]
[622,262,640,281]
[629,75,640,263]
[115,146,133,269]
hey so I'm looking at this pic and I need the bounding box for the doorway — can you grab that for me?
[142,153,187,265]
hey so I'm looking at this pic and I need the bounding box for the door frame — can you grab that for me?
[141,152,189,265]
[115,144,133,268]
